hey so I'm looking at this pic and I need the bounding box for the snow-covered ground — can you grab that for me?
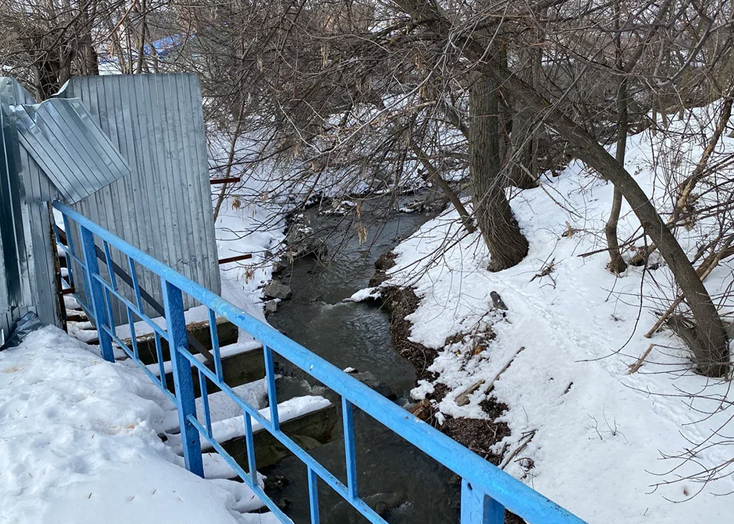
[381,123,734,522]
[0,135,336,524]
[0,327,280,524]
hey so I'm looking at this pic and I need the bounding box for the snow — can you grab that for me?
[166,396,332,453]
[344,287,381,302]
[0,327,279,524]
[384,122,734,522]
[146,340,262,378]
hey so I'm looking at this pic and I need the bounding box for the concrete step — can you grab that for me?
[149,341,266,397]
[165,395,338,471]
[126,316,239,366]
[221,402,338,469]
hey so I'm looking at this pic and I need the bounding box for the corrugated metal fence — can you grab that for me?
[58,74,220,321]
[1,73,220,339]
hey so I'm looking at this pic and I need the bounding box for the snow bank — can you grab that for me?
[0,327,277,524]
[385,127,734,522]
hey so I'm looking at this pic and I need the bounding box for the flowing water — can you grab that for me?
[264,192,461,523]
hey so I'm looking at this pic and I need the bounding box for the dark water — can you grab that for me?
[264,192,461,524]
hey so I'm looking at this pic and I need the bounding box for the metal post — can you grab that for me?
[342,398,358,501]
[161,279,204,477]
[264,345,280,431]
[80,226,114,362]
[461,479,505,524]
[308,467,320,524]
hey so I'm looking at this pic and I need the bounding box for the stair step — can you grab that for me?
[126,316,239,366]
[166,395,337,470]
[149,341,266,396]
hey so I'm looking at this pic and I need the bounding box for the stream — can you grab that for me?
[264,191,461,523]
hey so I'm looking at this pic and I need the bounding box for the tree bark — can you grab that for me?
[479,59,728,376]
[673,96,733,223]
[469,75,529,271]
[606,11,629,275]
[394,1,728,374]
[506,45,540,189]
[411,144,476,233]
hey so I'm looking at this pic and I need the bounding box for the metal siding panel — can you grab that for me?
[166,75,195,285]
[58,74,220,320]
[128,76,160,317]
[13,99,131,204]
[187,75,220,294]
[1,78,62,330]
[137,75,170,316]
[0,213,8,314]
[30,199,59,327]
[155,75,183,278]
[177,74,205,289]
[23,145,63,329]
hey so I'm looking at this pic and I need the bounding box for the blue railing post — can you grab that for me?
[461,479,505,524]
[161,279,204,477]
[80,226,115,362]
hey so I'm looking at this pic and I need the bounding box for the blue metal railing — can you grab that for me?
[53,201,588,524]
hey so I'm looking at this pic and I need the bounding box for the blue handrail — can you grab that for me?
[53,200,588,524]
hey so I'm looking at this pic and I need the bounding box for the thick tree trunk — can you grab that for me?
[506,46,540,189]
[470,75,529,271]
[481,59,728,376]
[395,0,728,375]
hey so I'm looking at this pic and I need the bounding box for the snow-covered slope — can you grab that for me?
[0,327,277,524]
[385,126,734,522]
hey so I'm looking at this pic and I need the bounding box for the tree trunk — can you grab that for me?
[506,45,540,189]
[606,2,628,274]
[481,59,728,376]
[398,0,728,374]
[470,75,529,271]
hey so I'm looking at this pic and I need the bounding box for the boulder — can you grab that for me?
[264,300,279,314]
[263,282,292,300]
[347,370,396,400]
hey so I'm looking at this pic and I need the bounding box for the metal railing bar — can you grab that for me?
[154,332,167,389]
[80,225,114,362]
[200,369,212,438]
[342,398,358,501]
[125,305,140,360]
[462,478,506,524]
[208,309,223,382]
[102,284,116,336]
[186,415,294,524]
[102,241,117,290]
[162,279,203,476]
[54,202,586,524]
[263,345,280,430]
[244,412,257,485]
[55,224,214,362]
[308,467,320,524]
[128,258,144,311]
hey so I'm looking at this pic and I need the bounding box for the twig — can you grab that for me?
[500,430,536,470]
[628,344,655,374]
[645,236,734,337]
[485,346,526,395]
[455,379,486,407]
